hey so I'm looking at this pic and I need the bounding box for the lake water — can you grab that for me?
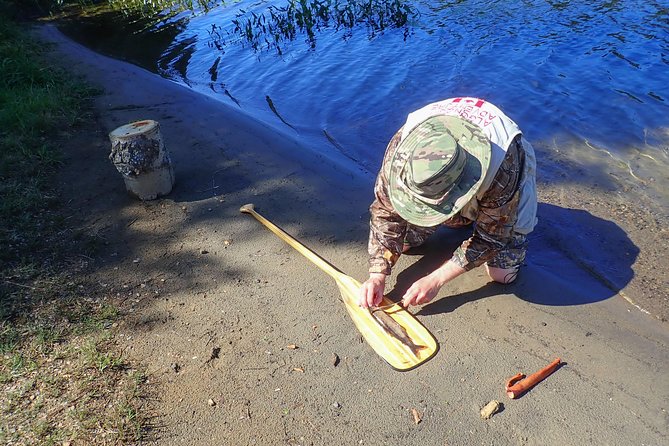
[60,0,669,214]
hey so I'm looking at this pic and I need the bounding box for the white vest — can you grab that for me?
[401,97,537,234]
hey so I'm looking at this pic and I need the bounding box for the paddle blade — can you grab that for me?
[335,275,438,371]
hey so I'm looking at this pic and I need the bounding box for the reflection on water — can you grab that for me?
[59,0,669,214]
[211,0,416,54]
[107,0,219,20]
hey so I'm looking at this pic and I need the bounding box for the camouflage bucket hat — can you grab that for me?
[387,115,491,227]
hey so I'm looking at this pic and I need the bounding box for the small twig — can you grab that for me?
[209,168,227,196]
[3,280,36,290]
[126,218,139,228]
[46,392,87,417]
[196,186,220,194]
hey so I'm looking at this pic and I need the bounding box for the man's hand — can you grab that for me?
[401,273,444,307]
[359,273,386,308]
[401,260,466,307]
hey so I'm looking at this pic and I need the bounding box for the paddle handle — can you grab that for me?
[240,204,345,282]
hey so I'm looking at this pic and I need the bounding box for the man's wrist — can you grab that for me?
[432,260,465,286]
[368,259,391,275]
[369,272,387,282]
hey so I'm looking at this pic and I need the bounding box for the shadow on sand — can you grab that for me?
[385,203,639,316]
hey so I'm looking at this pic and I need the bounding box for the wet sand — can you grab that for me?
[40,24,668,446]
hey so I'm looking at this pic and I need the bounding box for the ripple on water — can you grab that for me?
[60,0,669,214]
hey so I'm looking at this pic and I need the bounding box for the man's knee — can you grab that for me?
[486,264,519,284]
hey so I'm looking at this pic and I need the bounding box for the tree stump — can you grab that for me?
[109,120,175,200]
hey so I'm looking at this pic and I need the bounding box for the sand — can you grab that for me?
[39,24,668,446]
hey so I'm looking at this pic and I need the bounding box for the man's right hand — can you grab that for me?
[358,273,386,308]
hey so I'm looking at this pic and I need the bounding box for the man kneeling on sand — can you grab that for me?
[359,97,538,309]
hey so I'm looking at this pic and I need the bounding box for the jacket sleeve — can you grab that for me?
[368,130,408,275]
[450,136,525,270]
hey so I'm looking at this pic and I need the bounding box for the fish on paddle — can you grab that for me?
[369,307,427,357]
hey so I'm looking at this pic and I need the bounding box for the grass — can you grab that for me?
[0,15,150,446]
[0,17,91,265]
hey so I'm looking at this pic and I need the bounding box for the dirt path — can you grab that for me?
[40,25,668,446]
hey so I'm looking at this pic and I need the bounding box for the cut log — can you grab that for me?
[109,120,175,200]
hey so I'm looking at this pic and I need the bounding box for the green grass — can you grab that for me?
[0,15,150,446]
[0,19,95,266]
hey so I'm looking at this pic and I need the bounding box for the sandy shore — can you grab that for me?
[39,24,668,446]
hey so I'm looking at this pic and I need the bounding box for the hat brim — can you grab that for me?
[388,115,491,227]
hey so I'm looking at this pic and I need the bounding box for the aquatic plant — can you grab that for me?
[211,0,418,55]
[106,0,220,19]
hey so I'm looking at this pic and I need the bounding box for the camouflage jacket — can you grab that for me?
[368,129,528,275]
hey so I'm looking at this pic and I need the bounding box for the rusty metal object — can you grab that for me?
[505,358,562,399]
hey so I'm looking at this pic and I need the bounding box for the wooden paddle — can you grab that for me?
[240,204,438,371]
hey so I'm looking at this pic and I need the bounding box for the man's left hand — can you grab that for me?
[401,260,466,307]
[401,273,444,307]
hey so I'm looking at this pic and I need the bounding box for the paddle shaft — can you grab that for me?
[239,204,347,283]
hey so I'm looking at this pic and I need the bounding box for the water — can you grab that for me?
[60,0,669,213]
